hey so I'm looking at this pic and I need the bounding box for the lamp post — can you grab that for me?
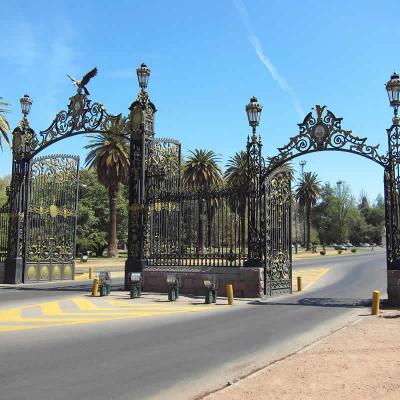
[125,63,156,288]
[336,180,343,245]
[299,160,307,248]
[4,94,36,283]
[385,71,400,305]
[299,160,306,175]
[245,96,263,267]
[246,96,263,139]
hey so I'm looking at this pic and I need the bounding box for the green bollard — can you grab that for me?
[99,285,107,297]
[205,289,213,304]
[130,284,142,299]
[212,289,217,303]
[168,288,177,301]
[130,285,137,299]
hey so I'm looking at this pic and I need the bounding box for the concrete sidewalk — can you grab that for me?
[203,307,400,400]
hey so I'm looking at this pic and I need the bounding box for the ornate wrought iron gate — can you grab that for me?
[263,169,292,296]
[24,155,80,281]
[147,138,249,267]
[0,200,9,266]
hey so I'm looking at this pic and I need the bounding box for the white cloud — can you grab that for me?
[233,0,305,119]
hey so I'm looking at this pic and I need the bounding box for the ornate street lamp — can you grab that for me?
[245,96,263,268]
[386,72,400,116]
[4,94,36,283]
[12,94,36,159]
[20,94,32,118]
[125,63,157,285]
[136,63,151,91]
[246,96,263,136]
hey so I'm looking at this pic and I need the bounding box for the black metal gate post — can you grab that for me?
[245,96,264,268]
[245,132,263,267]
[125,64,156,288]
[385,112,400,305]
[4,103,36,284]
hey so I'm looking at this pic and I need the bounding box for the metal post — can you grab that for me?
[4,157,30,283]
[385,111,400,305]
[4,102,35,284]
[337,180,343,245]
[299,160,306,248]
[125,66,156,289]
[245,128,263,267]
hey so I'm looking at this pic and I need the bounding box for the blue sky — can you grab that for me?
[0,0,398,203]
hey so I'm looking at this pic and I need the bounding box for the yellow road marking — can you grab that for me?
[292,268,330,291]
[41,301,63,316]
[73,298,98,311]
[0,296,223,333]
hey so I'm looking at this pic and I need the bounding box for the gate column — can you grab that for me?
[125,64,156,288]
[385,72,400,305]
[4,95,35,284]
[245,97,264,268]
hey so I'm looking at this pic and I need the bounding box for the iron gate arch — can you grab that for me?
[3,91,124,283]
[265,105,387,174]
[262,104,400,283]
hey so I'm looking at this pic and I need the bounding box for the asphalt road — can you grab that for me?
[0,250,387,400]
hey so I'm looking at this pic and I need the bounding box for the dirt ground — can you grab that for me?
[203,309,400,400]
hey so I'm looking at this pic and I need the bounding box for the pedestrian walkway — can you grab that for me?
[204,310,400,400]
[0,294,223,333]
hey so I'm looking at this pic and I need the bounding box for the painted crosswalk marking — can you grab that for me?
[0,296,222,333]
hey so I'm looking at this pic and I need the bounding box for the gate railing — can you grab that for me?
[147,186,249,267]
[0,200,9,264]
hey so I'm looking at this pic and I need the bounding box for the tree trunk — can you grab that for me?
[197,200,205,255]
[306,202,311,251]
[240,206,246,254]
[108,187,119,258]
[207,204,214,250]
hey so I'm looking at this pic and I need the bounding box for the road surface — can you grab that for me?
[0,250,387,400]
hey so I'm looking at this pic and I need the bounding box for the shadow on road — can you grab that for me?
[248,297,371,309]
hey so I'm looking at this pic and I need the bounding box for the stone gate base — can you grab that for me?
[143,266,264,298]
[387,270,400,306]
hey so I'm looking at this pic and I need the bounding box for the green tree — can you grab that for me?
[84,119,130,257]
[182,149,223,254]
[77,168,128,256]
[0,175,10,205]
[296,171,322,250]
[0,98,10,150]
[224,151,248,252]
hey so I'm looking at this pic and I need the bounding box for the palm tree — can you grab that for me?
[85,118,129,257]
[296,171,322,251]
[224,151,248,252]
[0,98,10,150]
[182,149,223,254]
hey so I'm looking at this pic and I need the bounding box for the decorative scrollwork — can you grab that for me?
[266,105,388,173]
[30,93,122,158]
[263,168,292,294]
[25,155,78,275]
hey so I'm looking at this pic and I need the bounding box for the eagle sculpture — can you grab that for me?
[67,67,97,95]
